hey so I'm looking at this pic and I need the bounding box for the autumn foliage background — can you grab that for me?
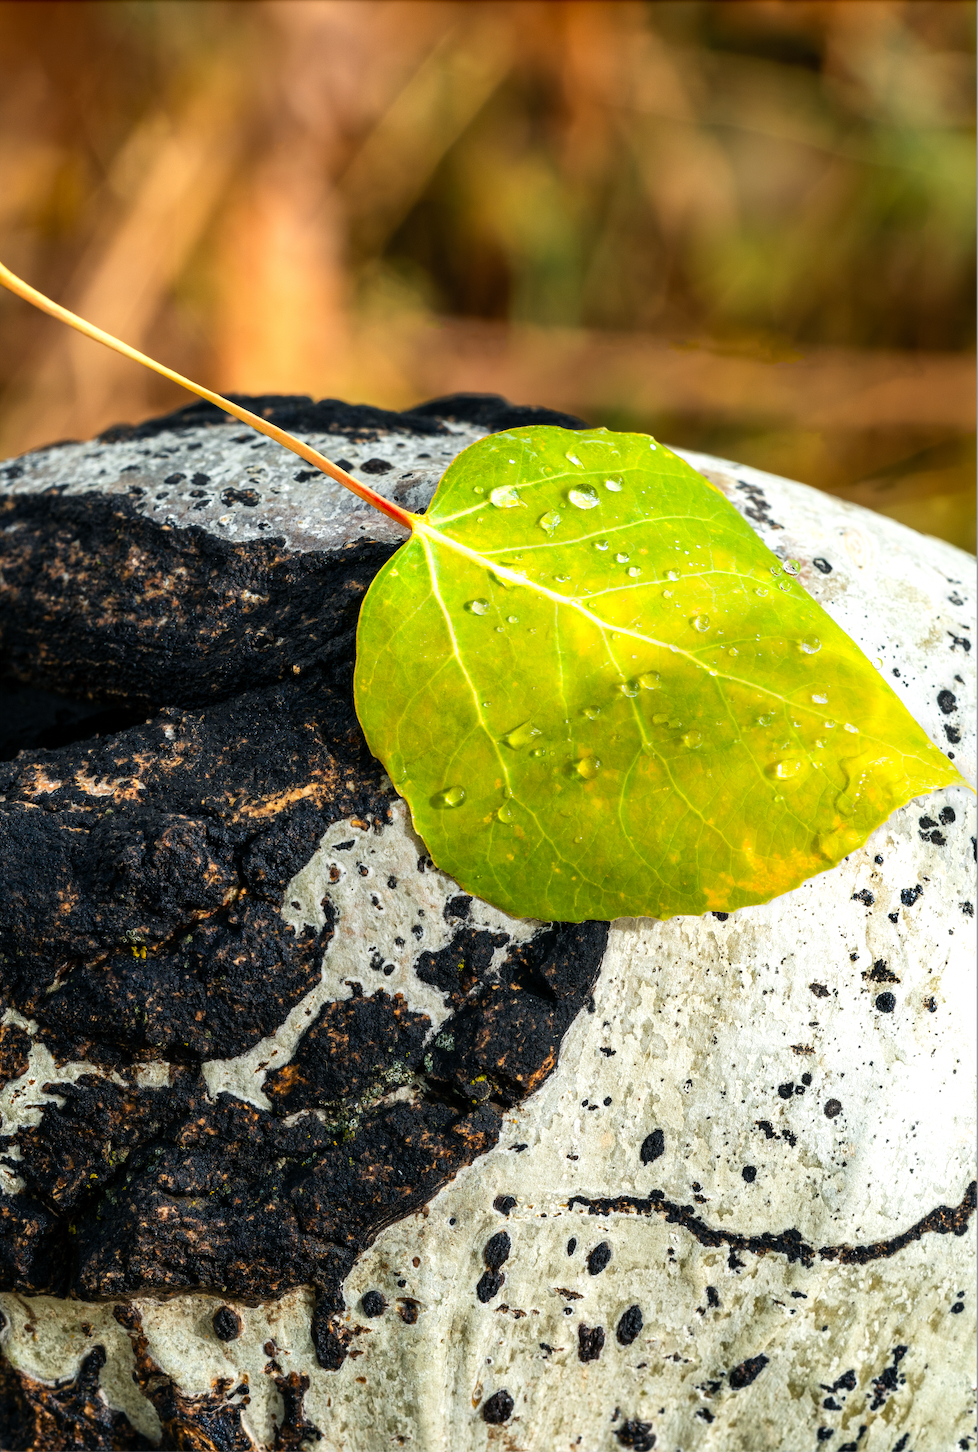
[0,0,973,548]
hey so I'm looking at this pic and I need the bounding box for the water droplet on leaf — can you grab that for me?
[619,681,639,698]
[502,721,541,749]
[538,510,561,534]
[667,570,679,581]
[605,478,623,491]
[784,559,801,575]
[728,647,739,656]
[683,731,702,748]
[616,552,629,564]
[799,638,821,654]
[507,615,518,624]
[465,598,489,615]
[581,705,601,719]
[767,758,804,780]
[568,487,599,509]
[652,713,669,725]
[844,723,858,733]
[573,757,601,780]
[668,719,683,730]
[432,786,465,809]
[496,803,516,824]
[595,540,609,551]
[566,452,584,467]
[628,567,641,577]
[490,485,522,508]
[692,615,710,631]
[812,692,827,704]
[637,672,659,690]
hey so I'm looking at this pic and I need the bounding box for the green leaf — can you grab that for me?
[354,426,965,921]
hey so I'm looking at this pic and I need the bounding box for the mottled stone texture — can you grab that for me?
[0,396,973,1451]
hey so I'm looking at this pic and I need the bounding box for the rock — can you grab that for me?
[0,395,973,1451]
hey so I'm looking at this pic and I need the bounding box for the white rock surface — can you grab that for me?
[1,445,974,1451]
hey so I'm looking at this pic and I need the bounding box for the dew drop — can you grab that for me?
[566,452,584,467]
[496,803,516,824]
[784,559,801,575]
[815,738,826,749]
[683,731,702,749]
[595,540,609,551]
[465,598,489,615]
[770,564,782,576]
[778,580,792,591]
[620,681,640,698]
[757,713,774,726]
[616,553,629,564]
[490,485,522,508]
[844,722,858,734]
[568,487,599,509]
[652,713,669,725]
[667,570,679,581]
[573,756,601,780]
[755,586,769,596]
[692,615,710,632]
[811,692,828,704]
[581,705,601,720]
[495,626,505,633]
[432,786,465,809]
[662,589,673,598]
[799,637,821,654]
[628,567,642,577]
[823,719,836,728]
[637,671,659,690]
[507,615,518,624]
[728,647,739,657]
[538,510,561,534]
[554,574,570,583]
[502,721,541,749]
[473,486,485,496]
[668,719,683,730]
[767,758,803,780]
[531,747,547,757]
[605,478,623,491]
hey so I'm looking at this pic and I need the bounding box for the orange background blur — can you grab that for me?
[0,0,974,548]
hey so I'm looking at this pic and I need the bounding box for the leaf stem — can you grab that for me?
[0,261,417,532]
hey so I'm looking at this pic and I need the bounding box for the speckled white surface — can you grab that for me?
[0,438,974,1451]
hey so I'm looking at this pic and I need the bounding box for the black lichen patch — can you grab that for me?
[414,926,510,1010]
[0,1020,30,1089]
[578,1324,605,1362]
[426,922,608,1104]
[493,1194,517,1216]
[264,991,429,1113]
[728,1354,769,1389]
[868,1346,908,1410]
[0,1343,153,1451]
[586,1241,612,1275]
[360,1290,386,1318]
[640,1129,665,1164]
[569,1181,977,1271]
[613,1417,656,1449]
[616,1304,643,1345]
[483,1230,512,1270]
[213,1306,242,1342]
[481,1388,515,1424]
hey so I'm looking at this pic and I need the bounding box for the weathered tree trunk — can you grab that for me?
[0,394,973,1451]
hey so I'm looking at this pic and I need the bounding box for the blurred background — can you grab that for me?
[0,0,973,548]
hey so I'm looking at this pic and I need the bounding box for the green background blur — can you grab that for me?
[0,1,973,548]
